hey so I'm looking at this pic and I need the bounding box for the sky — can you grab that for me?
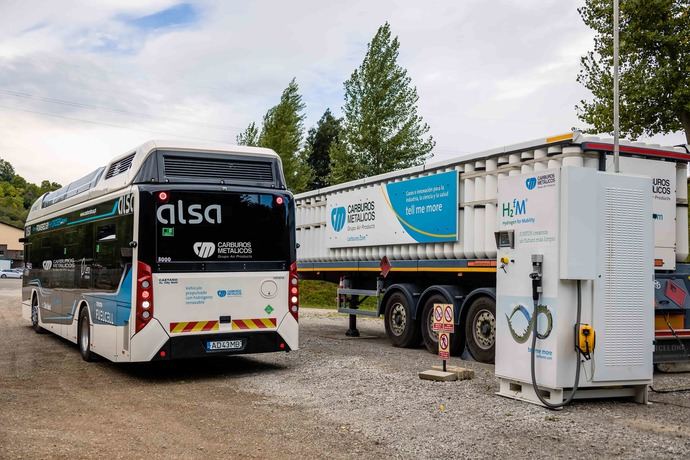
[0,0,686,185]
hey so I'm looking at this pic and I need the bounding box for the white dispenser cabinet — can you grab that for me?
[495,167,653,406]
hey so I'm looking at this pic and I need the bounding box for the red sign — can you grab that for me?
[439,332,450,360]
[665,279,687,307]
[380,256,391,278]
[432,304,444,332]
[443,305,454,332]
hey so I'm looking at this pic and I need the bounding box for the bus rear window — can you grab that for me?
[154,191,290,264]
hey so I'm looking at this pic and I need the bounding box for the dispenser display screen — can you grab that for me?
[495,231,514,249]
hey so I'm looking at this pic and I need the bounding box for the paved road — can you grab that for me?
[2,279,690,459]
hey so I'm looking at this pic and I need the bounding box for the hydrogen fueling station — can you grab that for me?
[495,166,653,407]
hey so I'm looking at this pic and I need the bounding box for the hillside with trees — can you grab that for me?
[0,158,61,228]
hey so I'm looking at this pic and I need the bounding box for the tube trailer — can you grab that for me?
[295,131,690,364]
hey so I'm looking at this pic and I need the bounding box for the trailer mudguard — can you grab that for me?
[460,287,496,324]
[379,283,420,318]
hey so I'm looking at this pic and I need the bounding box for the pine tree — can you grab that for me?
[258,79,309,192]
[236,122,259,146]
[304,109,342,190]
[330,22,435,184]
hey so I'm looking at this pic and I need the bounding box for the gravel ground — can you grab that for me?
[2,279,690,459]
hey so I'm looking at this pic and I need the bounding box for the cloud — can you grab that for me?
[0,0,685,185]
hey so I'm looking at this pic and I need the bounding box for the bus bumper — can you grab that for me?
[152,331,292,360]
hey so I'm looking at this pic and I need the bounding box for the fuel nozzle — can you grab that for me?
[530,254,543,301]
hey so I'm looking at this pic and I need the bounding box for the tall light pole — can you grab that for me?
[613,0,620,173]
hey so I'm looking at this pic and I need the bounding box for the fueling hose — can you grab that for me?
[530,280,583,409]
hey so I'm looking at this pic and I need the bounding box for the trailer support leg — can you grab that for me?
[346,314,360,337]
[346,294,360,337]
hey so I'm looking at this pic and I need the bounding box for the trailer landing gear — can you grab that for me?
[346,313,360,337]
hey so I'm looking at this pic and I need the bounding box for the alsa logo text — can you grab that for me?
[502,199,527,217]
[117,194,134,215]
[157,201,222,225]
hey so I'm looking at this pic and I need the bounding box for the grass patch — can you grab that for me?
[300,279,378,311]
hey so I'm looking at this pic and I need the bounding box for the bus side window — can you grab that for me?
[97,224,116,242]
[94,223,118,290]
[64,229,78,256]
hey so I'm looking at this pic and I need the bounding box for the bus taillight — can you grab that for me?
[289,262,299,322]
[136,262,154,332]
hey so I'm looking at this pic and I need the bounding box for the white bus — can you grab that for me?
[22,140,299,362]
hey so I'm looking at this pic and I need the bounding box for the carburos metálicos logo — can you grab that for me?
[331,207,346,232]
[525,177,537,190]
[193,242,216,258]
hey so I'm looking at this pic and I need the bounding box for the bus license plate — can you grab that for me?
[206,339,244,351]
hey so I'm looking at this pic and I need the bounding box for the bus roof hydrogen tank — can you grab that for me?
[22,140,298,362]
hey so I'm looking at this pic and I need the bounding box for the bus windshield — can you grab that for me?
[153,190,291,267]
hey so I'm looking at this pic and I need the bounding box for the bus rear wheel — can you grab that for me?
[78,307,95,362]
[464,296,496,364]
[384,291,420,348]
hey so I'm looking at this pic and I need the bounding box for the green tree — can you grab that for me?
[258,78,309,192]
[0,159,15,182]
[577,0,690,143]
[330,22,435,184]
[303,109,342,190]
[0,157,61,227]
[236,121,259,146]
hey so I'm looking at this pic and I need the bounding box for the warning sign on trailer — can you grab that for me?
[439,332,450,359]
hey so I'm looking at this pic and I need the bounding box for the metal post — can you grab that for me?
[613,0,620,173]
[346,308,360,337]
[342,277,360,337]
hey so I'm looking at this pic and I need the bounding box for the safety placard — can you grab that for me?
[438,332,450,360]
[432,303,454,332]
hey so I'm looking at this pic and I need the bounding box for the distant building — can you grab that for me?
[0,222,24,268]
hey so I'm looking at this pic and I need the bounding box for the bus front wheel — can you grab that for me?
[31,295,44,333]
[78,307,95,362]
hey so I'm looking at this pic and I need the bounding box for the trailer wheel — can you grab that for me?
[420,294,464,356]
[78,307,95,362]
[384,291,420,348]
[464,296,496,364]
